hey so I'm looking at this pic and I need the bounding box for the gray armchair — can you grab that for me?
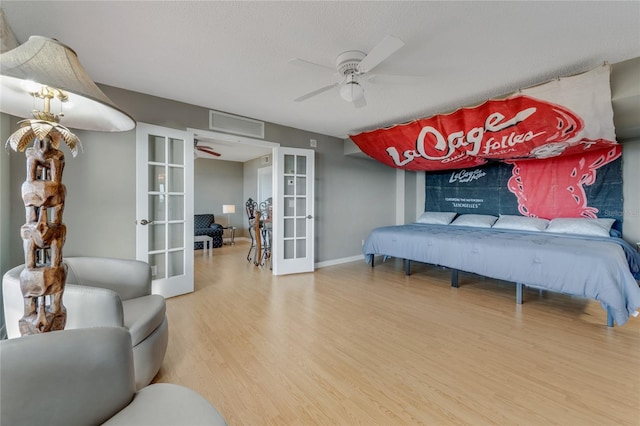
[2,256,168,390]
[0,327,226,426]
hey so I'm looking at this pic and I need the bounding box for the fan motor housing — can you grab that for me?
[336,50,366,76]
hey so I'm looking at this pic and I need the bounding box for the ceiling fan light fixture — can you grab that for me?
[340,80,364,103]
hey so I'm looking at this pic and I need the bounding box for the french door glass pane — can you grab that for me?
[284,240,294,259]
[296,219,306,237]
[168,223,184,249]
[148,135,165,163]
[149,165,166,192]
[284,218,294,238]
[296,240,306,258]
[168,166,184,192]
[168,251,184,278]
[148,194,165,222]
[169,138,184,165]
[149,253,166,279]
[296,197,306,216]
[284,197,294,217]
[284,176,294,196]
[168,195,184,221]
[296,156,306,175]
[149,224,165,251]
[296,177,306,195]
[284,155,295,174]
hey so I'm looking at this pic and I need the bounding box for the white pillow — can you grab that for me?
[416,211,457,225]
[450,214,498,228]
[544,218,615,237]
[492,215,549,232]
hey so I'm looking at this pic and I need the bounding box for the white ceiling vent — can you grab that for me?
[209,110,264,139]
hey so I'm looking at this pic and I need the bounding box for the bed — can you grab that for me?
[362,215,640,327]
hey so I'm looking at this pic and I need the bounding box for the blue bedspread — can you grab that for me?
[363,223,640,326]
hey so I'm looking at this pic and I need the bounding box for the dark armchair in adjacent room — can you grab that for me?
[194,214,224,249]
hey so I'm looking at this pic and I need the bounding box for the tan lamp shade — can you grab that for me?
[0,35,135,131]
[223,205,236,214]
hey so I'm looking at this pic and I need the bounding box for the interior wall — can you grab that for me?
[194,158,244,228]
[622,138,640,245]
[0,113,13,338]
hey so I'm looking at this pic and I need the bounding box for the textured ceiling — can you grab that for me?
[2,1,639,141]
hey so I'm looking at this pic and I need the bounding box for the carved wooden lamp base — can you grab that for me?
[7,119,78,335]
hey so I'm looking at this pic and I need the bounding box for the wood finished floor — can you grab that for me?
[153,241,640,425]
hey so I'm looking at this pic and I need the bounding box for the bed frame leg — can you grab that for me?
[404,259,410,275]
[451,269,459,288]
[371,256,375,267]
[607,309,614,327]
[516,283,524,304]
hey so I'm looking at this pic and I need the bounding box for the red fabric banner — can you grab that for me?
[350,65,618,171]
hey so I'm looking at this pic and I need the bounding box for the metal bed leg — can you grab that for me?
[516,282,524,304]
[607,309,614,327]
[451,269,459,288]
[404,259,410,275]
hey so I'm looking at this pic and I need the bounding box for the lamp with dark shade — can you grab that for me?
[0,33,135,335]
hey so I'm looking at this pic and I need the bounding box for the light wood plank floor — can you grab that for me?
[154,241,640,425]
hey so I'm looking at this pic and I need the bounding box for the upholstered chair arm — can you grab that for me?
[64,256,152,301]
[64,284,125,330]
[0,327,136,426]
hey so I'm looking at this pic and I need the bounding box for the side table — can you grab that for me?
[223,226,236,245]
[194,235,213,256]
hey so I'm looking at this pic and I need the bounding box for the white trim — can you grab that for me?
[315,255,363,269]
[395,169,405,225]
[416,170,426,221]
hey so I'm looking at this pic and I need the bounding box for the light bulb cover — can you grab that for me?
[340,80,364,103]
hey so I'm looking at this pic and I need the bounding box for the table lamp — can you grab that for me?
[0,34,135,335]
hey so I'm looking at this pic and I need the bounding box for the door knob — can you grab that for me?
[306,215,313,219]
[139,219,153,225]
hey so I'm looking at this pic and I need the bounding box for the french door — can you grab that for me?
[272,147,315,275]
[135,123,194,297]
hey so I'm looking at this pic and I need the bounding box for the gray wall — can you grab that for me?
[622,138,640,244]
[0,113,12,337]
[194,158,244,228]
[4,85,396,268]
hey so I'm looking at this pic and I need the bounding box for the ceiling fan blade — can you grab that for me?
[353,96,367,109]
[197,146,221,157]
[294,82,339,102]
[288,58,335,74]
[357,35,405,74]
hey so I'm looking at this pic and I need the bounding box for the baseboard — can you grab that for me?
[315,255,363,269]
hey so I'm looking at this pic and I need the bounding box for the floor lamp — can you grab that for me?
[223,204,236,227]
[0,35,135,334]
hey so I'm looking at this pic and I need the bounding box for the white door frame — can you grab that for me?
[187,128,280,269]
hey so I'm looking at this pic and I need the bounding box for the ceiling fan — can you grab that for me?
[289,35,410,108]
[194,140,221,157]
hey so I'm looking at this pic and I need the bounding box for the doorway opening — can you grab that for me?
[188,128,278,270]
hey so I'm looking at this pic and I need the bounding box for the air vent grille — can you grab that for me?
[209,110,264,139]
